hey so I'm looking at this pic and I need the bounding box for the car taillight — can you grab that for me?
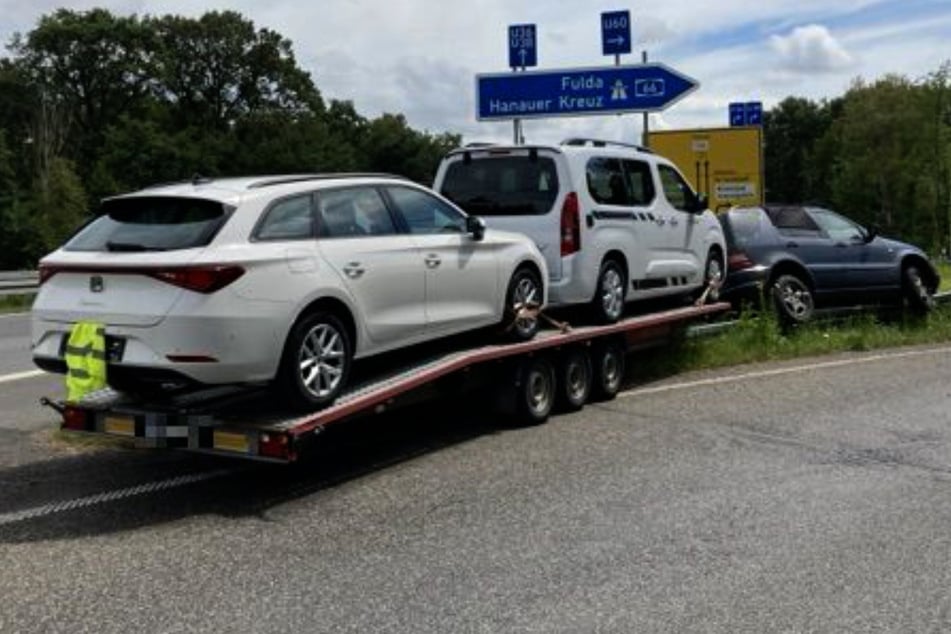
[560,192,581,256]
[38,263,59,285]
[149,266,245,293]
[727,250,755,272]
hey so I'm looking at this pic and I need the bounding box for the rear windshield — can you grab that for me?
[65,196,230,252]
[440,155,559,216]
[720,208,767,248]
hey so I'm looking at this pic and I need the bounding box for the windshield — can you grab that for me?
[440,155,559,216]
[65,196,230,252]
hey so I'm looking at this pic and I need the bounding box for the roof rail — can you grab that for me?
[463,142,498,148]
[560,137,654,154]
[247,173,410,189]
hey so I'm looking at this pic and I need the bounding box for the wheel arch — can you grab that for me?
[900,254,939,292]
[602,249,628,281]
[291,296,358,355]
[767,259,815,291]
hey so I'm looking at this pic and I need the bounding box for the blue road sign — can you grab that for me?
[477,63,699,121]
[729,101,763,126]
[745,101,763,125]
[508,24,537,69]
[729,102,746,126]
[601,10,632,56]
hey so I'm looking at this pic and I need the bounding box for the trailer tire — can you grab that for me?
[277,311,352,411]
[514,355,556,425]
[556,347,592,412]
[591,339,625,401]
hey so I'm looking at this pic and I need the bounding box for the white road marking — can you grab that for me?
[0,369,44,384]
[0,469,233,527]
[620,346,951,398]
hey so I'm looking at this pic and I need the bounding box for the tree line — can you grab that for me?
[763,65,951,253]
[0,9,948,269]
[0,9,460,268]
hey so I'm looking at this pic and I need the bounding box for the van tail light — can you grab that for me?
[727,250,755,272]
[560,192,581,256]
[148,266,245,293]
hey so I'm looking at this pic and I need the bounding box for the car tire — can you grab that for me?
[769,273,814,325]
[902,265,935,314]
[592,259,626,324]
[278,311,352,411]
[696,249,724,303]
[556,347,592,412]
[590,338,625,401]
[503,267,542,342]
[514,355,556,425]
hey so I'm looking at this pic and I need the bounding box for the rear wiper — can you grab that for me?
[105,241,166,252]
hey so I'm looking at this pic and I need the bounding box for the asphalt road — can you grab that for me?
[3,345,951,632]
[0,312,34,376]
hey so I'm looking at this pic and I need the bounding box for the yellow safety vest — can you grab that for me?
[64,321,107,402]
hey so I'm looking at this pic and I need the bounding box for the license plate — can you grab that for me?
[213,430,251,454]
[104,415,136,437]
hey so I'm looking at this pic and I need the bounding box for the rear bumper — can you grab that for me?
[32,303,291,386]
[720,266,769,305]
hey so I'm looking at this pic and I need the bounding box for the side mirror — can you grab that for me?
[466,215,486,241]
[863,225,879,244]
[691,193,709,214]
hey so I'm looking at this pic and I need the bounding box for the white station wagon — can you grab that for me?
[32,174,547,409]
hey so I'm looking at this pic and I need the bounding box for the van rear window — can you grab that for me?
[65,197,230,252]
[440,156,559,216]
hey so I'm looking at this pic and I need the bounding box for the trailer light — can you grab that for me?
[258,432,291,460]
[62,406,91,431]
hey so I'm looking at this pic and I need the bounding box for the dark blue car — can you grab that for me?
[718,205,939,322]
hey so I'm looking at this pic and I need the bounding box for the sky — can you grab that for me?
[1,0,949,145]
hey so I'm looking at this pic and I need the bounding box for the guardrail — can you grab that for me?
[0,270,39,297]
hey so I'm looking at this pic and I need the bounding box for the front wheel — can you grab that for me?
[503,267,542,342]
[770,273,814,325]
[278,311,352,411]
[592,259,626,324]
[902,265,935,314]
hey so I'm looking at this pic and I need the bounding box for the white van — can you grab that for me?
[434,138,727,322]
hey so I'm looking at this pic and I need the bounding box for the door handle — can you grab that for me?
[785,241,799,248]
[424,254,441,268]
[655,217,667,226]
[342,262,365,279]
[669,217,679,227]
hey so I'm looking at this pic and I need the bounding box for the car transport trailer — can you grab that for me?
[44,302,729,463]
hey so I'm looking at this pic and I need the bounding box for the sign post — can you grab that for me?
[508,24,537,145]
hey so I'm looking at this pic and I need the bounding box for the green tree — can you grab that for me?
[763,96,839,204]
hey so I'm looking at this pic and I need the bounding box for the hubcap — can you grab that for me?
[602,352,620,390]
[298,323,346,398]
[601,268,624,319]
[512,276,540,335]
[706,258,723,284]
[778,280,811,318]
[566,360,588,400]
[527,367,553,414]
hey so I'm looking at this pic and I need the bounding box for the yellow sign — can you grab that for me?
[647,126,764,212]
[104,415,136,437]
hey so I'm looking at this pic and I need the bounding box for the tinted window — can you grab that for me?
[623,160,655,205]
[387,186,466,234]
[255,195,313,241]
[765,206,821,236]
[440,156,558,216]
[657,165,694,211]
[316,187,397,238]
[65,197,228,252]
[588,158,629,205]
[720,208,767,248]
[808,208,864,242]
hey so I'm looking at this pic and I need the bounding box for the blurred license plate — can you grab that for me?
[104,415,135,437]
[213,431,250,454]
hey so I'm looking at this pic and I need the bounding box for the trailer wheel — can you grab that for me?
[591,339,625,401]
[515,355,556,424]
[557,347,592,412]
[278,311,352,411]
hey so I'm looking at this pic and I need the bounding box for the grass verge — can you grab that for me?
[630,305,951,385]
[0,293,34,314]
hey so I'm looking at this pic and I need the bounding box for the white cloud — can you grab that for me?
[770,24,856,73]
